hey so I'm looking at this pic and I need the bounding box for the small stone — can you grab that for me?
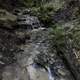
[0,61,5,64]
[58,69,66,76]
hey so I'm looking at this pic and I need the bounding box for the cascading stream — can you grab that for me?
[2,15,74,80]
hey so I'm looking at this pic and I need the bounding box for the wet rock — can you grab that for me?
[17,15,41,29]
[58,69,67,76]
[0,15,74,80]
[22,9,31,15]
[2,63,29,80]
[27,57,49,80]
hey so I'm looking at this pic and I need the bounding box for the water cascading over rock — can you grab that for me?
[2,15,74,80]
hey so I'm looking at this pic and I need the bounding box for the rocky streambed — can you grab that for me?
[1,28,74,80]
[0,15,75,80]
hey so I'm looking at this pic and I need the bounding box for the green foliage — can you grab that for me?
[23,0,42,7]
[51,21,80,54]
[37,6,54,26]
[50,21,80,79]
[51,24,65,51]
[30,5,55,26]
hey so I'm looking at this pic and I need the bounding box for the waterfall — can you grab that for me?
[47,67,55,80]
